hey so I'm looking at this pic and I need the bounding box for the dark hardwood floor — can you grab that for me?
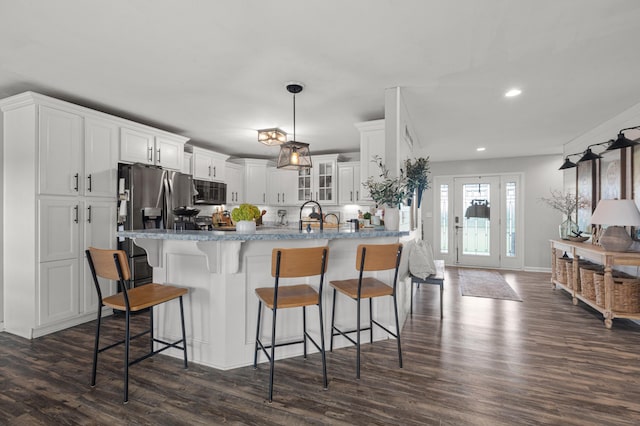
[2,268,640,425]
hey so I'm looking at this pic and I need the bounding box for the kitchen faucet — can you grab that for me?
[299,200,323,231]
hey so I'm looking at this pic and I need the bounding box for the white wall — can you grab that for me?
[0,114,3,326]
[420,154,563,270]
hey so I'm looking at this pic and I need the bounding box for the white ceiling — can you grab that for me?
[2,0,640,162]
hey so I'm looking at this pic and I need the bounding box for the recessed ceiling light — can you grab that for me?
[505,88,522,98]
[477,147,486,152]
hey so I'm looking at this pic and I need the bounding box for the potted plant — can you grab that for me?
[540,190,588,240]
[363,156,407,230]
[404,157,431,208]
[231,203,261,233]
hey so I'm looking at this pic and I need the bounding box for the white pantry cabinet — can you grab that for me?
[192,146,228,182]
[120,127,185,171]
[0,91,176,338]
[338,162,362,204]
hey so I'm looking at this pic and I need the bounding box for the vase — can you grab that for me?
[559,218,578,240]
[384,206,400,231]
[236,220,256,234]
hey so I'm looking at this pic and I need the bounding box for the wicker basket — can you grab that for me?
[593,272,640,312]
[556,257,570,284]
[580,265,603,300]
[566,260,595,292]
[612,277,640,313]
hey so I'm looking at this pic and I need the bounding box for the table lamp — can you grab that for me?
[590,199,640,252]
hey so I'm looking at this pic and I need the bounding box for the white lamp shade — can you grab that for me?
[590,199,640,226]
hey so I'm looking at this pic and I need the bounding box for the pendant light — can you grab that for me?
[277,83,312,170]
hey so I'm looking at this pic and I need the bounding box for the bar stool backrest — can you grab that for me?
[356,243,402,272]
[87,247,131,281]
[271,246,329,278]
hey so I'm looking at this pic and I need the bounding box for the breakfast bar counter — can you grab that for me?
[117,227,415,370]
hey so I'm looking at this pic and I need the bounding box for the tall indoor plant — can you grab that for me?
[363,155,407,230]
[404,156,431,208]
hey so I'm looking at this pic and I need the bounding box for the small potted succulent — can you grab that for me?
[231,203,261,233]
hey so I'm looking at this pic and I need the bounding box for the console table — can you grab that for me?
[550,239,640,328]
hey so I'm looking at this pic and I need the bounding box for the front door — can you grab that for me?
[454,176,501,267]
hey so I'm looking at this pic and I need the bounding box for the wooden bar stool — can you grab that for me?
[329,243,403,379]
[85,247,188,403]
[254,246,329,402]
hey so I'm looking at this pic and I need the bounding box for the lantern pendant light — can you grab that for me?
[277,83,312,170]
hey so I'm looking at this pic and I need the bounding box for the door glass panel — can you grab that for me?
[505,181,516,257]
[462,183,490,256]
[440,184,448,253]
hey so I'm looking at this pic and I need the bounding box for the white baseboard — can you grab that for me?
[524,266,552,273]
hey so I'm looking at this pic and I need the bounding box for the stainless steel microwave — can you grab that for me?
[193,180,227,205]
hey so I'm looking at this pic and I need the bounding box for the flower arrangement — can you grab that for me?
[363,155,407,207]
[540,190,588,218]
[231,203,261,222]
[404,157,431,207]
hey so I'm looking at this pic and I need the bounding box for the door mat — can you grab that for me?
[459,269,522,302]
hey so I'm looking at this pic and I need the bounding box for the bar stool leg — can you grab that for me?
[303,306,307,359]
[440,283,444,319]
[369,298,373,344]
[393,293,403,368]
[124,309,131,403]
[318,303,328,390]
[330,288,337,352]
[356,296,361,380]
[149,306,154,354]
[268,307,278,402]
[253,301,262,369]
[179,296,188,368]
[91,305,102,387]
[410,278,414,315]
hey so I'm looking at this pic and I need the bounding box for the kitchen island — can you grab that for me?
[117,226,415,370]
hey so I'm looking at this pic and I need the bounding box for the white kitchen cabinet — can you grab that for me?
[192,147,228,182]
[356,120,385,201]
[39,259,79,326]
[84,117,119,197]
[225,162,244,204]
[338,162,362,204]
[38,106,83,196]
[230,159,270,205]
[120,127,185,171]
[182,152,193,175]
[294,154,340,205]
[0,92,135,338]
[268,167,297,206]
[82,199,117,314]
[39,198,80,262]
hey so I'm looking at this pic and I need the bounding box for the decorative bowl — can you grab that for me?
[567,236,589,243]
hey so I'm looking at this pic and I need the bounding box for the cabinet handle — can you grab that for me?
[263,193,265,203]
[282,193,285,203]
[277,193,280,203]
[74,173,79,192]
[213,166,216,177]
[157,148,161,163]
[74,205,79,223]
[87,174,92,192]
[87,205,92,223]
[350,191,353,202]
[208,165,211,177]
[356,191,359,201]
[316,191,318,200]
[148,146,153,163]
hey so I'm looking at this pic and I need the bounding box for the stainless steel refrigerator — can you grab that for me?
[117,163,194,287]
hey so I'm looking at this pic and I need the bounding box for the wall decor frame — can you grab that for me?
[576,159,596,233]
[598,148,625,201]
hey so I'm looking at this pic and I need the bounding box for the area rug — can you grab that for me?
[459,269,522,302]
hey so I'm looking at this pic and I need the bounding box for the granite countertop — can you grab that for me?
[117,226,409,241]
